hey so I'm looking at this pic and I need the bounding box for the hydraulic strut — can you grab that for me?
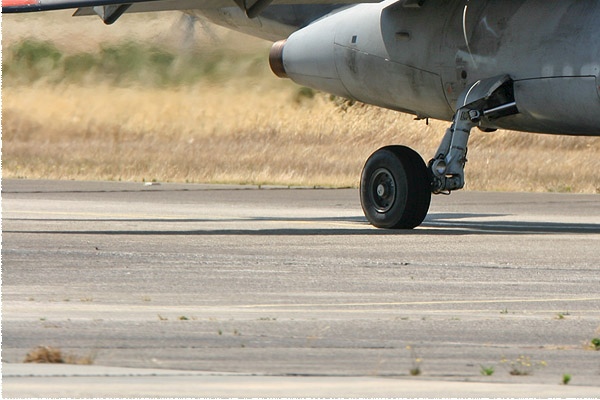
[429,75,518,194]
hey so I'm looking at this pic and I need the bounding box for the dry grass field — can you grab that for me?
[3,11,600,192]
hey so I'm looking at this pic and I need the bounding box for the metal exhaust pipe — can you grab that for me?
[269,39,288,78]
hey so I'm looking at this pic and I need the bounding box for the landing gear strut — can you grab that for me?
[429,75,517,195]
[360,75,518,229]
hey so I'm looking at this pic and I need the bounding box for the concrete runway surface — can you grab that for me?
[2,179,600,397]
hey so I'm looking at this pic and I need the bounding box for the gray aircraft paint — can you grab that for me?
[198,0,600,135]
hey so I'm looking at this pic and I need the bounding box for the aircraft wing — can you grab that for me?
[3,0,379,19]
[3,0,153,12]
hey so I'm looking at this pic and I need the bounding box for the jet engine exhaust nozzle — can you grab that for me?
[269,40,288,78]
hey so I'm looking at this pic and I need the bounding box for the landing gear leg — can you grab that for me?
[428,110,477,194]
[360,76,518,229]
[359,113,475,229]
[429,75,518,194]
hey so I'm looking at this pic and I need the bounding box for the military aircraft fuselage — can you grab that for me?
[200,0,600,136]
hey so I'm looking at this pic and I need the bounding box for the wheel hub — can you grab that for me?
[370,168,396,213]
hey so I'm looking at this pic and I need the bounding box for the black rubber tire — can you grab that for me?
[360,145,431,229]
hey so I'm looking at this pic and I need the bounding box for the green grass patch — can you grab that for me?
[3,39,269,87]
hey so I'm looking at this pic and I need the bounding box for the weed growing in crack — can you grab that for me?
[406,345,422,376]
[480,365,495,376]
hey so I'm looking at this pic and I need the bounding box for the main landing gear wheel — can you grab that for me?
[360,145,431,229]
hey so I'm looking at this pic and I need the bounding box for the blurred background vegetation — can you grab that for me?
[2,38,268,87]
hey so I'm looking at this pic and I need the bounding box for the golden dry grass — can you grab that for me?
[3,82,600,192]
[2,11,600,192]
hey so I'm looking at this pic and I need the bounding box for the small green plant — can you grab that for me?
[562,373,571,385]
[480,365,495,376]
[555,311,570,320]
[591,338,600,350]
[406,345,422,376]
[501,355,547,376]
[178,316,189,320]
